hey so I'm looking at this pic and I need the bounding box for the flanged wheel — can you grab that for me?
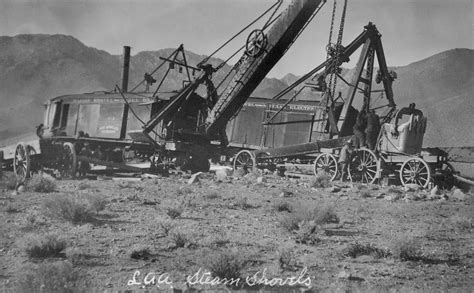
[60,142,77,178]
[349,148,379,184]
[399,157,431,188]
[314,153,338,181]
[13,143,31,183]
[245,29,267,58]
[233,150,256,172]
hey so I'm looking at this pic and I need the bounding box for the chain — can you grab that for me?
[323,0,337,105]
[330,0,348,104]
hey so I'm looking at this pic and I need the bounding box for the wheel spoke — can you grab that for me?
[366,168,377,174]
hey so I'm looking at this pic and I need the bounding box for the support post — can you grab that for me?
[120,46,131,139]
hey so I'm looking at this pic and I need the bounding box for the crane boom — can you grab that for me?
[205,0,324,135]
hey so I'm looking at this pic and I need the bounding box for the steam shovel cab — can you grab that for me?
[4,91,164,182]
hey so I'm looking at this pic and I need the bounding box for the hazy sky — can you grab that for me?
[0,0,472,78]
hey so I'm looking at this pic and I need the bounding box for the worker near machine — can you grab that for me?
[338,140,354,182]
[78,142,92,177]
[352,109,367,148]
[144,73,156,92]
[366,109,381,150]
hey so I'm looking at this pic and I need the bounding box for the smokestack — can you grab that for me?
[121,46,131,92]
[120,46,131,139]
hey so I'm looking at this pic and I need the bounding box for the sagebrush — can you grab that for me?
[23,233,67,258]
[15,261,87,293]
[28,173,57,193]
[345,242,392,258]
[280,204,339,231]
[166,206,183,219]
[204,250,244,285]
[42,194,93,224]
[309,172,332,188]
[170,231,189,248]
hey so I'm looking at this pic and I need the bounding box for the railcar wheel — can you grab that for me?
[60,142,77,178]
[245,29,267,58]
[348,148,379,184]
[233,150,256,172]
[399,157,431,189]
[13,143,31,183]
[314,153,338,181]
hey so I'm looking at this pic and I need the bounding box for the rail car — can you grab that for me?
[226,97,357,150]
[0,92,165,181]
[232,102,455,189]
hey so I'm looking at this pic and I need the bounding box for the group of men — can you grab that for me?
[338,108,381,182]
[352,109,381,150]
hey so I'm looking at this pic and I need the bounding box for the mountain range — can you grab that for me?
[0,34,472,148]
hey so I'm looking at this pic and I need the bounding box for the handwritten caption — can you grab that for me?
[127,267,311,289]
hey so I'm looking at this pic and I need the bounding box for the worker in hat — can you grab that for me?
[338,140,354,182]
[366,109,381,150]
[353,109,367,148]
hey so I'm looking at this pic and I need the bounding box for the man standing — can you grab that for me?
[352,109,367,148]
[338,140,354,182]
[366,109,381,150]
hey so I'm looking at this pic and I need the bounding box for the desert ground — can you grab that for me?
[0,169,473,292]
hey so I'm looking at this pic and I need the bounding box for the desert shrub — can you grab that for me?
[345,242,392,258]
[166,206,183,219]
[4,203,20,213]
[387,186,403,194]
[23,233,67,258]
[158,220,174,236]
[183,197,198,209]
[118,181,132,189]
[309,173,332,188]
[235,197,252,209]
[130,245,151,260]
[233,168,247,178]
[4,173,17,190]
[278,248,298,270]
[204,250,244,283]
[294,221,321,245]
[134,185,145,192]
[280,214,301,231]
[76,181,90,190]
[65,247,88,266]
[170,231,189,248]
[176,186,192,196]
[280,204,339,232]
[28,173,57,193]
[206,191,220,199]
[451,216,473,232]
[23,214,37,231]
[397,238,424,261]
[15,261,87,293]
[209,229,230,248]
[83,194,107,213]
[274,201,291,212]
[360,190,372,198]
[42,194,93,224]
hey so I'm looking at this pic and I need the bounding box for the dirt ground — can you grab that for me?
[0,170,473,292]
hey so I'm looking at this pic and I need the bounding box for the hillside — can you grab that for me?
[0,34,472,148]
